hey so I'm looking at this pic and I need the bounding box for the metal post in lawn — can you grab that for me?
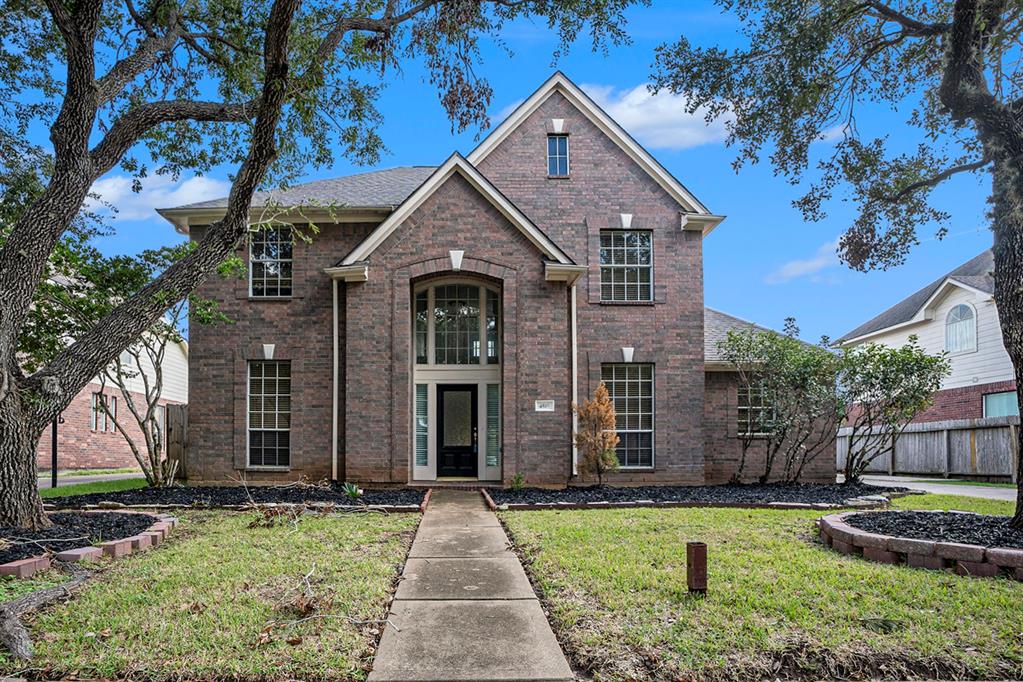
[687,541,707,595]
[51,417,59,488]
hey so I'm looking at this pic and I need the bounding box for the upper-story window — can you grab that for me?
[599,230,653,302]
[547,135,569,177]
[250,225,293,297]
[945,303,976,353]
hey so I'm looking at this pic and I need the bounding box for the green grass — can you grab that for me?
[0,571,62,604]
[910,478,1017,489]
[38,467,142,478]
[502,493,1023,681]
[1,511,418,680]
[890,493,1015,515]
[39,478,147,499]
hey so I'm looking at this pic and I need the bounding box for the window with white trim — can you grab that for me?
[547,135,569,176]
[600,364,654,468]
[945,303,977,353]
[248,360,291,467]
[250,225,293,297]
[90,393,117,433]
[984,391,1020,418]
[738,384,774,437]
[600,230,653,302]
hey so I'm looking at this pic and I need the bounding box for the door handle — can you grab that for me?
[473,426,478,453]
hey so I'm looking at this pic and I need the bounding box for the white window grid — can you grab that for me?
[547,135,569,176]
[249,225,294,297]
[945,303,977,353]
[600,364,654,468]
[247,360,291,467]
[599,230,653,302]
[737,384,775,437]
[414,282,501,367]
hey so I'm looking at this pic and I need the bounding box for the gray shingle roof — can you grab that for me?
[704,307,777,363]
[838,249,994,342]
[172,166,437,210]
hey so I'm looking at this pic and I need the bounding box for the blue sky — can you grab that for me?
[82,2,992,343]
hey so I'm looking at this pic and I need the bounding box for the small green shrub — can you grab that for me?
[510,473,526,491]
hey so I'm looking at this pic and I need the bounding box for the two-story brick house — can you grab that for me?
[159,73,834,487]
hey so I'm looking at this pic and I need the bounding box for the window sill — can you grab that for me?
[244,465,291,472]
[239,295,304,301]
[616,466,655,472]
[547,175,571,180]
[598,300,656,306]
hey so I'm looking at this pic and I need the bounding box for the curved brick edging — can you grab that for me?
[818,511,1023,580]
[419,489,433,513]
[0,511,178,580]
[480,488,892,512]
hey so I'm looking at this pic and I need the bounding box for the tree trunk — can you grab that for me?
[990,155,1023,528]
[0,386,50,529]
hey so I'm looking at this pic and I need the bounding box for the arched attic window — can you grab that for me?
[945,303,977,353]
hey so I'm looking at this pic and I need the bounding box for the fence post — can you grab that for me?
[943,427,951,479]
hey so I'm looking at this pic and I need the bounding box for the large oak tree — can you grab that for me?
[0,0,643,529]
[653,0,1023,524]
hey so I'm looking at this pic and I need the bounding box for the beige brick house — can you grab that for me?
[159,73,834,487]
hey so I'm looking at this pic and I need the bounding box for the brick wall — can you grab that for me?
[185,222,376,483]
[35,383,179,471]
[477,90,706,485]
[912,380,1017,422]
[703,371,836,484]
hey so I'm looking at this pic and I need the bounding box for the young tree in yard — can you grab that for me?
[23,242,228,486]
[719,321,843,483]
[573,382,620,486]
[838,338,950,483]
[653,1,1023,520]
[0,0,644,529]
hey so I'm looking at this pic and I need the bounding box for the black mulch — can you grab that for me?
[846,510,1023,549]
[487,482,903,506]
[48,484,425,510]
[0,512,156,565]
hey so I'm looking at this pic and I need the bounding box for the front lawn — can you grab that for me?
[1,510,418,680]
[502,493,1023,681]
[39,477,146,499]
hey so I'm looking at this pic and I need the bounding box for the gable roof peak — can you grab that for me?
[467,72,724,233]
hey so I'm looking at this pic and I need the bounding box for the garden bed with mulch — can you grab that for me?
[845,510,1023,549]
[0,512,156,564]
[46,483,426,510]
[487,482,906,508]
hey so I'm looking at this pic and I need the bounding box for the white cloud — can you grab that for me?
[492,98,525,122]
[581,83,730,150]
[765,238,841,285]
[87,174,230,221]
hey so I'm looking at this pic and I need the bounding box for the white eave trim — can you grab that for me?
[323,263,369,282]
[838,277,994,346]
[544,262,587,284]
[467,72,719,228]
[681,212,727,236]
[155,206,393,235]
[341,153,573,266]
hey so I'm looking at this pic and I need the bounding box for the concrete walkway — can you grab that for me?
[369,489,573,682]
[863,474,1017,502]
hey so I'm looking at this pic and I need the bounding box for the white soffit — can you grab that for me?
[467,72,722,232]
[341,153,573,266]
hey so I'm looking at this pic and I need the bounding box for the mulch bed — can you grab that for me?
[48,483,425,510]
[488,482,904,507]
[845,510,1023,549]
[0,512,156,564]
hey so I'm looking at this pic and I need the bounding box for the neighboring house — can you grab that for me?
[837,249,1017,422]
[35,339,189,471]
[158,72,834,487]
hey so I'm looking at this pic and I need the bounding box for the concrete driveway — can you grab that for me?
[37,472,143,490]
[863,474,1017,502]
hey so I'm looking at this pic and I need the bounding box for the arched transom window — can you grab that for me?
[414,282,500,366]
[945,303,977,353]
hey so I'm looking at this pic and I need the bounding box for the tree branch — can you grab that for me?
[875,155,992,202]
[863,0,951,36]
[89,98,258,175]
[95,1,184,104]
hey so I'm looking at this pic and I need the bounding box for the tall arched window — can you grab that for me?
[945,303,976,353]
[414,281,501,366]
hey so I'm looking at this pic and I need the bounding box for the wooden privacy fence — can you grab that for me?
[836,415,1020,481]
[166,404,188,480]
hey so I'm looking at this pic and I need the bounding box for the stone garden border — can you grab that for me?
[481,488,902,512]
[0,511,178,580]
[818,511,1023,580]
